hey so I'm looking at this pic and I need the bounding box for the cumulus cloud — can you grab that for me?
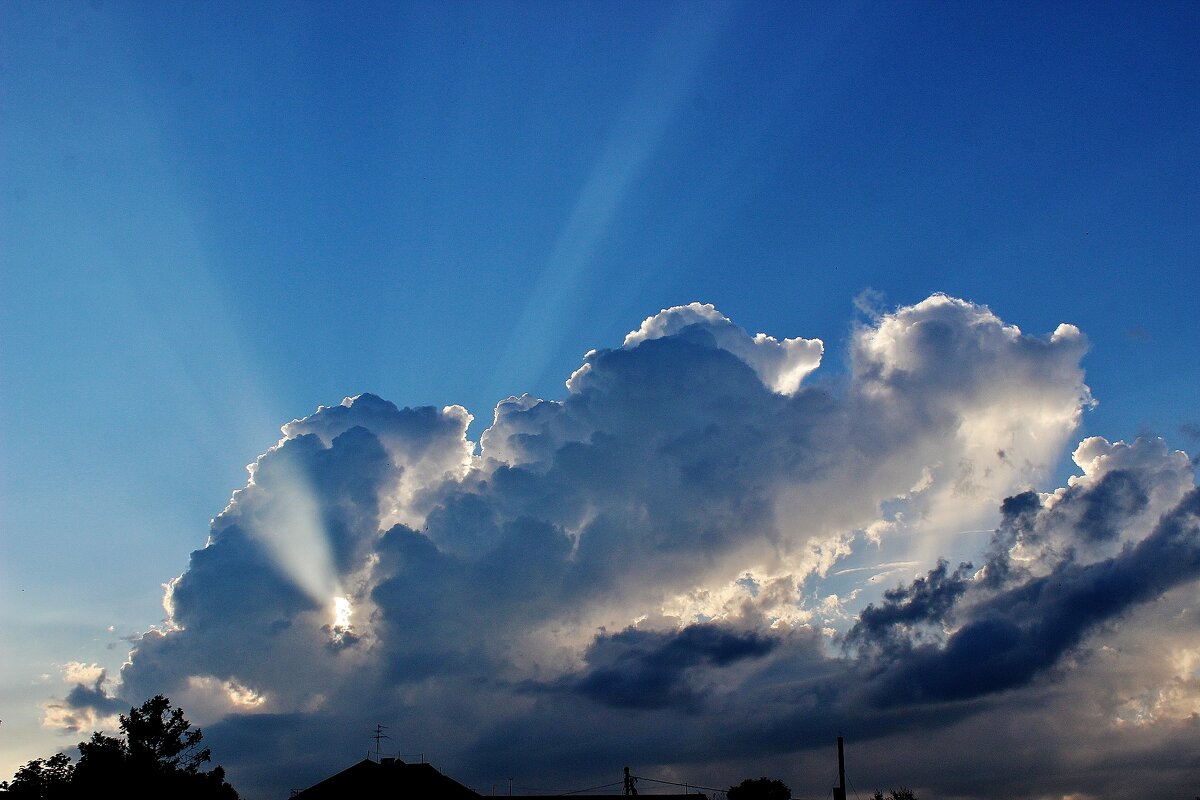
[43,663,123,734]
[59,295,1198,800]
[613,301,824,395]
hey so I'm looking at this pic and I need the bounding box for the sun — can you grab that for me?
[332,596,352,630]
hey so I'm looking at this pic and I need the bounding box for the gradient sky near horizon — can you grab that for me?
[2,2,1199,799]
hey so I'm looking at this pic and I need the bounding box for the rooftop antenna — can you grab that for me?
[371,724,391,758]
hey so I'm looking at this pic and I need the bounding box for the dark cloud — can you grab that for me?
[43,667,125,734]
[1060,468,1150,544]
[557,623,778,710]
[844,559,974,655]
[62,672,124,718]
[978,490,1042,587]
[862,486,1200,706]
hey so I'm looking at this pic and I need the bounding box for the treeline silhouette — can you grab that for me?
[728,777,791,799]
[5,698,921,800]
[2,695,239,799]
[726,777,919,800]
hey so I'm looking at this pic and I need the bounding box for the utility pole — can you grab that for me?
[624,766,638,795]
[832,736,846,800]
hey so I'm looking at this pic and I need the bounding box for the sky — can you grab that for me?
[1,1,1198,798]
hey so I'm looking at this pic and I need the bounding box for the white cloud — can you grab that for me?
[617,302,824,395]
[61,662,106,686]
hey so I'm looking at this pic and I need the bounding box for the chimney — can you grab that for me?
[832,736,846,800]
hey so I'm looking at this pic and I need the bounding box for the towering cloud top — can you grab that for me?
[614,301,824,395]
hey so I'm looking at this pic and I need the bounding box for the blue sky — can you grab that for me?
[2,2,1198,798]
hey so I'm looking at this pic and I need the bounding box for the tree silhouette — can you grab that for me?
[1,753,72,799]
[727,776,791,800]
[122,695,211,773]
[871,788,917,800]
[2,696,239,799]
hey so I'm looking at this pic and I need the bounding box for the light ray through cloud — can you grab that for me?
[237,458,342,607]
[487,2,729,399]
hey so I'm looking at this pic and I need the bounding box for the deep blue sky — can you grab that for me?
[2,1,1198,793]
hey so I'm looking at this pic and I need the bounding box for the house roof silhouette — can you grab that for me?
[506,795,707,799]
[292,758,478,799]
[292,757,709,799]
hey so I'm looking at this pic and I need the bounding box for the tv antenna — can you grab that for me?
[371,724,391,756]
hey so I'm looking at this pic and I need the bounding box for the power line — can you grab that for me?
[562,780,625,795]
[633,774,726,793]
